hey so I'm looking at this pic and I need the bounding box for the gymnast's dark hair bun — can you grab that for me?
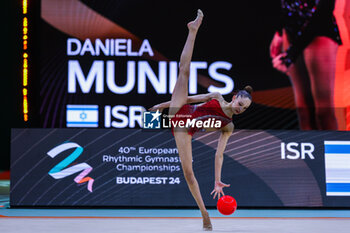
[244,85,253,94]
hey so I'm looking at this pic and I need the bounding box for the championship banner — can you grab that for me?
[10,128,350,207]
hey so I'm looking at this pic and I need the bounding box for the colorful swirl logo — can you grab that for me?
[47,142,94,192]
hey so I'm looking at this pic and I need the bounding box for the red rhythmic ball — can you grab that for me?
[217,195,237,215]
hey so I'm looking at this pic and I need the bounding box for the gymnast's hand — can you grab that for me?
[149,104,163,112]
[211,181,230,200]
[272,53,289,74]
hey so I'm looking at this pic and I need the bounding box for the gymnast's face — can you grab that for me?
[231,95,251,115]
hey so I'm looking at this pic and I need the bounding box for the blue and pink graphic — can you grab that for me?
[47,142,94,192]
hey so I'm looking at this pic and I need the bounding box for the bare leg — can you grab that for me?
[174,132,212,231]
[171,10,211,230]
[169,9,204,116]
[288,54,317,130]
[303,36,338,130]
[282,31,317,130]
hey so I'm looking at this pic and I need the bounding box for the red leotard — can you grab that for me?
[171,99,232,136]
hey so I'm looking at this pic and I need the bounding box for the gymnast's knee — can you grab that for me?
[183,169,196,185]
[179,65,190,78]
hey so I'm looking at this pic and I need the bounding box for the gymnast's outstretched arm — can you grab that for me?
[211,122,233,199]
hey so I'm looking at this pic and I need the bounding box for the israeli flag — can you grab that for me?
[66,105,98,127]
[324,141,350,196]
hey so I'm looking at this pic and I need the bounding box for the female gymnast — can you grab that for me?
[270,0,342,130]
[149,9,252,230]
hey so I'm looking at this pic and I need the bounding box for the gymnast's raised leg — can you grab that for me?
[169,10,212,231]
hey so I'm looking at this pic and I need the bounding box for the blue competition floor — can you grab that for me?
[1,208,350,218]
[1,192,350,218]
[1,179,350,233]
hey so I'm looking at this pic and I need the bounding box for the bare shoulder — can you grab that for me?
[210,92,224,101]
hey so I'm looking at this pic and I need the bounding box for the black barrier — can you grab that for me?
[10,129,350,207]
